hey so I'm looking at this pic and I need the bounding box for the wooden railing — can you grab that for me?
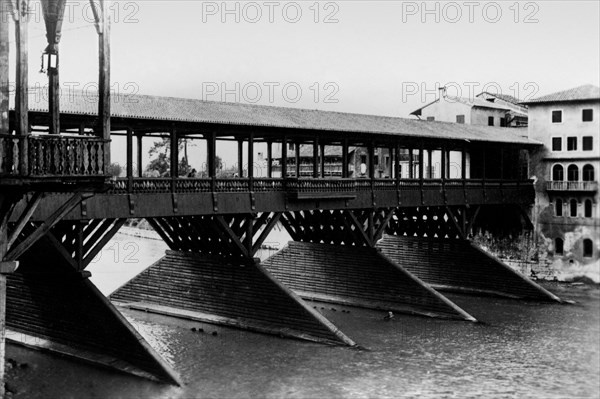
[108,176,534,204]
[0,134,109,177]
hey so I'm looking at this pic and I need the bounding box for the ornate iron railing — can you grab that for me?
[0,134,109,177]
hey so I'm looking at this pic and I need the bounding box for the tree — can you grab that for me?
[106,162,122,177]
[145,138,192,177]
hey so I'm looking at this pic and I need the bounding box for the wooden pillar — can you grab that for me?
[15,0,30,174]
[409,148,414,179]
[461,148,467,179]
[312,138,319,178]
[427,148,433,179]
[394,146,401,180]
[47,52,60,135]
[320,142,325,178]
[136,134,143,177]
[96,0,111,170]
[237,138,243,177]
[0,0,9,136]
[342,140,349,178]
[368,143,375,179]
[170,126,178,178]
[282,136,288,178]
[248,133,254,191]
[441,147,446,180]
[418,146,424,180]
[295,142,300,178]
[267,140,273,178]
[126,128,133,190]
[207,132,216,191]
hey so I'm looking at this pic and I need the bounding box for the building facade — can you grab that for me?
[524,84,599,271]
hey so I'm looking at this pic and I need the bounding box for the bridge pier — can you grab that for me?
[111,214,356,345]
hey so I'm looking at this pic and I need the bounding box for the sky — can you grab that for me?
[5,0,600,169]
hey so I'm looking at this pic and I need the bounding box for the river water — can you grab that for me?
[5,233,600,399]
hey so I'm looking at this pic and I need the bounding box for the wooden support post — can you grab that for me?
[208,132,216,190]
[281,136,288,178]
[441,147,446,180]
[137,134,143,177]
[418,146,424,180]
[427,148,433,179]
[170,125,178,178]
[96,0,111,170]
[394,146,400,181]
[267,140,272,178]
[312,138,319,178]
[0,0,9,136]
[320,142,325,177]
[368,143,375,179]
[237,138,243,177]
[295,142,300,178]
[461,148,467,179]
[126,128,133,191]
[342,140,349,178]
[248,133,254,191]
[409,148,414,179]
[15,0,30,174]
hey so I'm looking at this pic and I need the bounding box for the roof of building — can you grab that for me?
[521,84,600,104]
[9,88,539,146]
[477,92,524,106]
[410,96,511,117]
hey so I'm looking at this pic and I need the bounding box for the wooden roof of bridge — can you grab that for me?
[11,89,540,146]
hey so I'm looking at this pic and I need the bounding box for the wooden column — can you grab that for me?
[409,148,414,179]
[267,140,273,178]
[126,128,133,191]
[427,149,433,179]
[170,126,178,178]
[320,142,325,177]
[342,140,349,178]
[0,0,9,136]
[295,142,300,178]
[207,132,216,191]
[237,138,243,177]
[281,136,288,178]
[394,146,401,181]
[418,146,424,181]
[312,138,319,178]
[368,143,375,179]
[92,0,111,170]
[441,147,446,180]
[248,133,254,191]
[15,0,30,174]
[461,148,467,179]
[137,134,143,177]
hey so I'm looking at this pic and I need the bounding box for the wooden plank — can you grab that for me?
[251,213,281,256]
[15,0,30,174]
[83,218,126,268]
[444,206,466,240]
[44,232,79,271]
[215,215,249,257]
[346,210,371,246]
[97,0,111,169]
[373,208,395,241]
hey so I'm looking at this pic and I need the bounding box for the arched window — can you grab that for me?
[552,164,564,181]
[583,239,593,258]
[570,199,578,217]
[583,164,595,181]
[555,198,563,216]
[585,200,593,218]
[555,238,564,255]
[567,164,579,181]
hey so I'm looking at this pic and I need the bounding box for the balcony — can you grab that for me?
[546,181,598,192]
[0,134,110,189]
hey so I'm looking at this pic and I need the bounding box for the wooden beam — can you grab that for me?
[215,216,249,258]
[267,141,272,178]
[295,142,300,177]
[6,192,89,261]
[7,192,43,250]
[137,133,143,177]
[346,210,372,247]
[320,142,325,178]
[83,218,126,268]
[146,218,175,249]
[342,140,348,178]
[44,231,79,271]
[15,0,30,174]
[126,128,133,189]
[445,206,466,240]
[281,136,288,178]
[251,213,281,256]
[374,208,395,241]
[237,138,243,177]
[97,0,111,169]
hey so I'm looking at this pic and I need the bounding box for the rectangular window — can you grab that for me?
[582,109,593,122]
[552,137,562,151]
[288,143,294,151]
[583,136,593,151]
[456,115,465,124]
[374,155,379,165]
[488,116,494,126]
[552,110,562,123]
[567,137,577,151]
[426,116,435,121]
[500,117,507,127]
